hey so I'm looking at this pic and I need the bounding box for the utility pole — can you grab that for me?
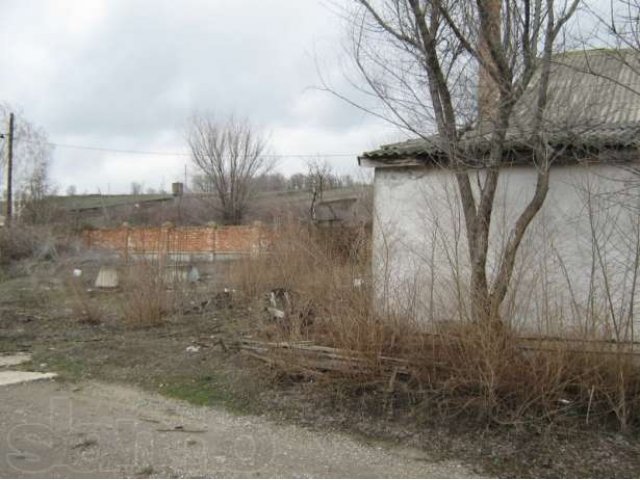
[3,113,14,225]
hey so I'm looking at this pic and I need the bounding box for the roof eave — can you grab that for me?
[358,156,426,168]
[359,153,441,168]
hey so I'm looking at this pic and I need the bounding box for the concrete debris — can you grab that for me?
[269,288,291,310]
[0,353,31,367]
[164,265,191,283]
[0,371,57,387]
[95,266,119,289]
[267,307,286,320]
[185,345,200,353]
[187,266,200,283]
[165,264,201,283]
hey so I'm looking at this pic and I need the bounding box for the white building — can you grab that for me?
[360,50,640,341]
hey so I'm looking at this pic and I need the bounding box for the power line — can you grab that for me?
[46,141,188,157]
[17,137,358,158]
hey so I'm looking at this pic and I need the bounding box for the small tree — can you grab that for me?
[188,114,272,224]
[17,161,58,225]
[307,159,336,220]
[0,104,54,225]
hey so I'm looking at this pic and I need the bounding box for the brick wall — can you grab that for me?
[83,223,270,257]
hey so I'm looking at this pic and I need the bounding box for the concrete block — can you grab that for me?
[95,266,119,289]
[187,266,200,283]
[164,267,187,283]
[164,265,201,284]
[0,371,57,387]
[0,353,31,367]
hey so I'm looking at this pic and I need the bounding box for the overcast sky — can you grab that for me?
[0,0,398,194]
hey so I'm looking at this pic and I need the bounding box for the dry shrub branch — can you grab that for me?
[67,276,104,325]
[121,260,173,327]
[234,221,640,431]
[0,225,56,265]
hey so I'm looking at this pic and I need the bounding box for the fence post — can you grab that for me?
[83,229,92,249]
[161,221,173,266]
[251,221,263,257]
[122,222,130,264]
[206,222,218,262]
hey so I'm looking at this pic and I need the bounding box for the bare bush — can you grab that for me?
[121,261,171,328]
[0,226,56,265]
[326,0,581,327]
[232,222,371,338]
[67,276,103,325]
[235,211,640,430]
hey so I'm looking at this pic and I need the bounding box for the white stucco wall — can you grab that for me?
[372,163,640,340]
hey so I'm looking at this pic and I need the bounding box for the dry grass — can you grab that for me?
[67,276,104,325]
[232,221,640,431]
[121,260,172,327]
[0,225,56,265]
[232,222,370,337]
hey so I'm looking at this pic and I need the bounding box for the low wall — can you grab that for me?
[84,223,270,261]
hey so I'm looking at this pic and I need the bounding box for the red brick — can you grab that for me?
[84,225,271,256]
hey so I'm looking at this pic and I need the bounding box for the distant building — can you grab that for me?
[314,197,370,228]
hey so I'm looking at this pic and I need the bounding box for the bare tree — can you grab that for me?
[591,0,640,52]
[332,0,580,325]
[17,160,58,225]
[130,182,144,196]
[187,114,272,225]
[307,159,335,220]
[191,173,216,194]
[288,173,307,190]
[253,172,288,192]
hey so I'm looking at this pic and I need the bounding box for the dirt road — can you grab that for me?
[0,379,475,478]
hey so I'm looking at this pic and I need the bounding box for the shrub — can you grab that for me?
[232,222,370,334]
[67,276,104,325]
[121,261,171,327]
[0,225,54,265]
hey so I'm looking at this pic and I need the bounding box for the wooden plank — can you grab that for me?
[238,338,411,375]
[238,334,640,378]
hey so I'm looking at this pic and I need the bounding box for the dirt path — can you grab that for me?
[0,379,476,478]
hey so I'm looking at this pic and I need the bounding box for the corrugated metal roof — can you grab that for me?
[361,50,640,162]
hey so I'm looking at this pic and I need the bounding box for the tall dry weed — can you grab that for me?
[121,260,172,327]
[233,220,640,430]
[68,276,104,325]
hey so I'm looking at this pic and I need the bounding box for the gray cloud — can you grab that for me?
[0,0,396,193]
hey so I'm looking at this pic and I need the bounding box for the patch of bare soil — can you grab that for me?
[1,259,639,478]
